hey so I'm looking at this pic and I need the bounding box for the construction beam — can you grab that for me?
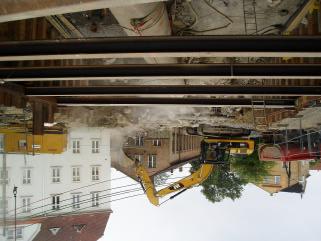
[0,36,321,61]
[0,0,166,23]
[56,97,296,108]
[25,85,321,96]
[2,64,321,81]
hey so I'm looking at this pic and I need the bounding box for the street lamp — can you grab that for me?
[13,186,17,241]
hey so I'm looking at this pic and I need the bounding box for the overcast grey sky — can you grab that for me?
[102,170,321,241]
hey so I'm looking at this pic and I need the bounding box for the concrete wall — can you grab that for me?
[0,0,167,23]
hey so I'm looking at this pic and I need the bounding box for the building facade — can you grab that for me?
[0,127,111,241]
[120,128,202,179]
[254,159,310,195]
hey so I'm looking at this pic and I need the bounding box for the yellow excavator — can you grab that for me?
[135,137,255,206]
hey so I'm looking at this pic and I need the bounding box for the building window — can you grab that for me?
[263,176,281,185]
[92,166,100,181]
[135,136,144,146]
[0,169,8,184]
[23,169,31,184]
[7,228,23,239]
[148,155,157,168]
[172,133,176,153]
[22,197,31,213]
[18,139,27,150]
[73,224,86,233]
[72,194,80,209]
[52,168,61,183]
[52,195,60,210]
[92,140,100,153]
[176,134,181,152]
[91,192,99,207]
[72,140,80,153]
[274,176,281,184]
[72,167,80,182]
[263,176,270,184]
[134,154,143,163]
[152,139,161,146]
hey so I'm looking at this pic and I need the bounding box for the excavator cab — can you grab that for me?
[200,140,231,164]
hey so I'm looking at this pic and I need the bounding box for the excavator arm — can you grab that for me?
[135,138,252,206]
[135,162,214,206]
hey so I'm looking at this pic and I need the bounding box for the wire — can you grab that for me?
[20,192,145,232]
[21,188,143,220]
[43,193,146,241]
[130,3,165,35]
[176,0,233,35]
[275,130,321,146]
[203,0,233,23]
[250,24,282,35]
[11,177,191,234]
[6,175,190,218]
[7,182,140,217]
[5,175,130,215]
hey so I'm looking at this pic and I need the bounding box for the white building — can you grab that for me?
[0,127,112,241]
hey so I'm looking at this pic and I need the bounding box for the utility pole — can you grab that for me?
[13,186,17,241]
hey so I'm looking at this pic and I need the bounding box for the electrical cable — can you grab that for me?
[19,192,145,232]
[177,0,233,35]
[20,187,143,220]
[10,176,193,236]
[5,175,130,215]
[7,182,140,217]
[130,3,165,35]
[203,0,233,23]
[275,130,321,146]
[6,175,190,217]
[250,24,282,35]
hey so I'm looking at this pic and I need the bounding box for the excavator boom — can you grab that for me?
[157,164,213,197]
[135,162,213,206]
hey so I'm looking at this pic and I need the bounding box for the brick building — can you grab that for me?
[119,128,202,179]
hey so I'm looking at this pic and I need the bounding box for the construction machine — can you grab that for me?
[135,135,255,206]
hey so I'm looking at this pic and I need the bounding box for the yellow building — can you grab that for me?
[1,132,67,154]
[254,160,310,195]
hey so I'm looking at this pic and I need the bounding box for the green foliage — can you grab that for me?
[310,159,321,167]
[190,161,246,203]
[230,151,275,183]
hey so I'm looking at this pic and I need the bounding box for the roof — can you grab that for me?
[32,211,111,241]
[280,183,305,194]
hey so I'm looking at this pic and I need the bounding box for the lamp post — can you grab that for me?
[13,186,17,241]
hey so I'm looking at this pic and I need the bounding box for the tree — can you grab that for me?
[190,161,246,203]
[230,151,275,183]
[154,172,170,185]
[310,159,321,168]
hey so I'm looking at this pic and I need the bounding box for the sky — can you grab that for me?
[102,169,321,241]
